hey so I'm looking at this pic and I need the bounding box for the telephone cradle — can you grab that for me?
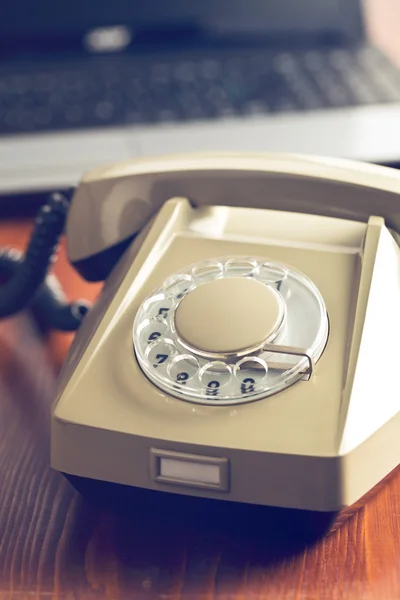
[49,152,400,529]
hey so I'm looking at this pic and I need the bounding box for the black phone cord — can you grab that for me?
[0,190,90,331]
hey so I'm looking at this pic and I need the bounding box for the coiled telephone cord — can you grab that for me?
[0,189,90,331]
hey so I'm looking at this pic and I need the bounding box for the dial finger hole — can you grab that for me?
[168,354,199,385]
[163,273,194,300]
[234,357,268,394]
[257,262,287,285]
[137,317,168,345]
[199,361,232,397]
[225,257,258,277]
[146,339,177,369]
[192,260,224,282]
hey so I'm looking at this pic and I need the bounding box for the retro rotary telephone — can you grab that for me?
[2,152,400,513]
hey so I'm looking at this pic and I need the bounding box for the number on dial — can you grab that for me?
[206,380,220,397]
[176,371,189,385]
[153,353,169,367]
[148,331,161,342]
[241,377,255,394]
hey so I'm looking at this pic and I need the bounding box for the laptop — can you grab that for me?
[1,0,400,197]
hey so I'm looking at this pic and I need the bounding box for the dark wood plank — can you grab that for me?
[0,217,400,600]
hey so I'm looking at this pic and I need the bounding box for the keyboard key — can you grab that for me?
[273,53,324,110]
[157,109,177,123]
[124,110,144,124]
[301,52,354,107]
[174,61,196,83]
[355,46,400,102]
[150,63,170,85]
[94,101,115,121]
[8,75,31,95]
[65,105,84,124]
[200,59,220,80]
[33,73,57,93]
[329,49,381,104]
[33,107,53,126]
[242,100,270,116]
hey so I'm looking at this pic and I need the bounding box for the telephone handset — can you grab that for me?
[24,153,400,512]
[65,152,400,281]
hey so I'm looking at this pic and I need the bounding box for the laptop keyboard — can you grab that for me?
[0,44,399,135]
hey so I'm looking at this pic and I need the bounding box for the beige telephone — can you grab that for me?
[48,152,400,514]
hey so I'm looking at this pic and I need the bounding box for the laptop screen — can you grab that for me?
[1,0,363,43]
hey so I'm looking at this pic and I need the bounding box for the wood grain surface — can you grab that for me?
[0,216,400,600]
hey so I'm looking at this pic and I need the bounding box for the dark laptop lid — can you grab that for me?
[1,0,364,50]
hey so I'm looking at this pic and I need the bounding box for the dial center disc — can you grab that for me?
[173,276,284,357]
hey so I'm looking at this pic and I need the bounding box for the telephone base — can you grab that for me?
[64,466,398,541]
[63,473,338,542]
[53,153,400,525]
